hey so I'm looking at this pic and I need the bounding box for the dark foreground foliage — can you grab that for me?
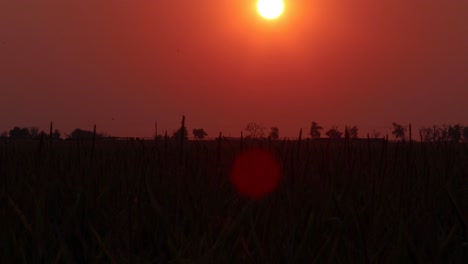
[0,138,467,263]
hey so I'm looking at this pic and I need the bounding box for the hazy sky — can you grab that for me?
[1,0,467,138]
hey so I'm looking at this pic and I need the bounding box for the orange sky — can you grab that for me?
[1,0,467,138]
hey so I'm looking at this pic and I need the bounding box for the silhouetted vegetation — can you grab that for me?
[50,129,61,140]
[67,128,103,140]
[2,120,468,262]
[419,124,468,143]
[1,133,467,263]
[392,122,406,141]
[448,124,463,142]
[6,126,61,140]
[245,122,266,139]
[192,128,208,140]
[346,125,359,139]
[269,127,279,140]
[172,127,188,140]
[7,121,468,143]
[325,126,343,139]
[463,127,468,143]
[309,121,323,138]
[9,126,31,139]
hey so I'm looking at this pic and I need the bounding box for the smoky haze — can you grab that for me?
[1,0,467,137]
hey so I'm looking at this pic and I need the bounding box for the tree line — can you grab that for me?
[3,121,468,143]
[0,126,105,140]
[241,121,468,143]
[172,121,468,142]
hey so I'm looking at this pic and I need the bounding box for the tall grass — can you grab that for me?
[0,137,467,263]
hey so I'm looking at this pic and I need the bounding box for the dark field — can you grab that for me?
[1,138,467,263]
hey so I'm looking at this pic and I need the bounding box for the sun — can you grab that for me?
[257,0,284,20]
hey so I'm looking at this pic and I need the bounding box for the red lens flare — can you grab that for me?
[230,148,281,199]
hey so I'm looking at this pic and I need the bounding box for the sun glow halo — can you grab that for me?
[257,0,284,20]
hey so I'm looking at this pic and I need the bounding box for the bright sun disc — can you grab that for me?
[257,0,284,19]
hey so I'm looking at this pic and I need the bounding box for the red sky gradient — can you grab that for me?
[1,0,467,138]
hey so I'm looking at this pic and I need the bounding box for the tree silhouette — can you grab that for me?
[29,127,40,139]
[392,122,406,141]
[310,122,323,139]
[346,125,359,139]
[448,124,463,143]
[68,128,103,140]
[9,127,30,139]
[420,127,434,142]
[463,126,468,143]
[325,126,343,139]
[432,125,442,142]
[269,127,279,140]
[69,128,92,139]
[173,127,188,140]
[6,126,61,139]
[245,122,266,139]
[420,125,464,143]
[438,125,449,142]
[50,129,61,140]
[192,128,208,140]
